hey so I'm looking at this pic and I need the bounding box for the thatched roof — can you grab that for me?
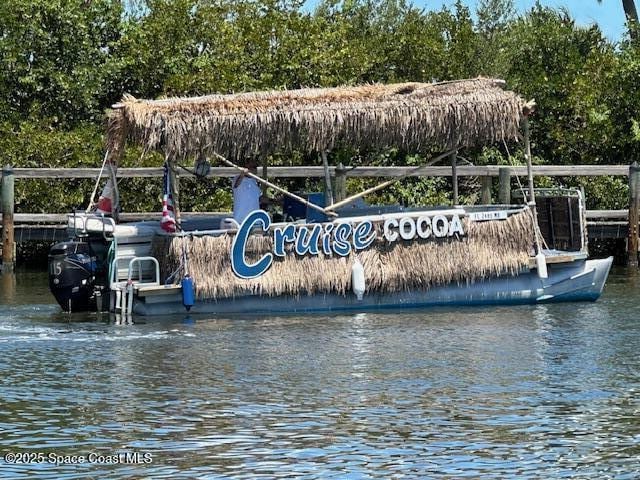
[108,77,528,161]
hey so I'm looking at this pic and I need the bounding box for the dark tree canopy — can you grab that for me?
[1,0,638,212]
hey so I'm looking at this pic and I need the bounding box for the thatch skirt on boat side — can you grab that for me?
[151,210,535,300]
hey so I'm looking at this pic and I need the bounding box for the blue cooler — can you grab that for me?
[283,195,307,221]
[283,193,327,222]
[305,193,327,223]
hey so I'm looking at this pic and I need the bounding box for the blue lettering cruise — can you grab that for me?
[231,210,273,278]
[231,210,465,279]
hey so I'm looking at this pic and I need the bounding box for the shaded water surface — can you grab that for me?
[0,268,639,479]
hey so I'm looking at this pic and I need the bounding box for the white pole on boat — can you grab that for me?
[523,105,547,278]
[324,149,456,212]
[211,153,338,217]
[86,151,110,213]
[524,116,535,205]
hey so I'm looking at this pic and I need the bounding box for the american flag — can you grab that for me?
[161,163,176,233]
[95,179,113,215]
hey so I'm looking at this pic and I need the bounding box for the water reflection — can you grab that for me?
[0,270,639,478]
[0,272,16,303]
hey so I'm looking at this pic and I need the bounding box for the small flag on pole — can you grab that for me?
[161,163,177,233]
[95,178,114,215]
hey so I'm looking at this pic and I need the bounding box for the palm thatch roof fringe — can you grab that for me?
[108,78,527,161]
[152,209,535,300]
[106,109,128,163]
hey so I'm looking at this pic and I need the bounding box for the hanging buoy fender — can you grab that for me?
[536,252,548,279]
[182,275,195,311]
[352,259,365,301]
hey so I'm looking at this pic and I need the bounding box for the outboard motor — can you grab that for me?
[48,240,97,312]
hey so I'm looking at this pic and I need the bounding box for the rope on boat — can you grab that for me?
[86,151,110,213]
[502,139,549,252]
[160,235,189,286]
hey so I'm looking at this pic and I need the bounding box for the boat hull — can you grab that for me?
[133,256,613,315]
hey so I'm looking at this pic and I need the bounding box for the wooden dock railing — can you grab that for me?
[0,164,632,179]
[1,163,639,270]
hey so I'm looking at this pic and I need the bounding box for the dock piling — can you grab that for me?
[628,162,640,267]
[498,167,511,205]
[1,165,15,272]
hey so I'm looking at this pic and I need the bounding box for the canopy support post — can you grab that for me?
[321,151,334,207]
[261,157,268,195]
[106,160,120,222]
[524,117,535,205]
[335,162,347,202]
[523,112,545,259]
[169,162,181,228]
[450,151,458,205]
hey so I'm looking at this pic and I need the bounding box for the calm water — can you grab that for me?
[0,269,639,479]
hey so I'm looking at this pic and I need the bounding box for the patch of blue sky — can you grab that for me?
[432,0,627,42]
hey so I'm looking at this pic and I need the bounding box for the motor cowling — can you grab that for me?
[48,240,97,312]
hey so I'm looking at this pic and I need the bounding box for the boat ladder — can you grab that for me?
[109,256,160,315]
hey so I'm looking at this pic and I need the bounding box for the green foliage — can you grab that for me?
[0,120,103,212]
[0,0,637,213]
[0,0,124,125]
[497,6,612,164]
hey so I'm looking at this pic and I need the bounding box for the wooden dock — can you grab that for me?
[2,163,639,269]
[1,210,632,243]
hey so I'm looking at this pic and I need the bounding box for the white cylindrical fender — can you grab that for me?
[536,251,548,279]
[352,259,365,301]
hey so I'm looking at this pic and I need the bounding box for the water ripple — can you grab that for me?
[0,269,639,478]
